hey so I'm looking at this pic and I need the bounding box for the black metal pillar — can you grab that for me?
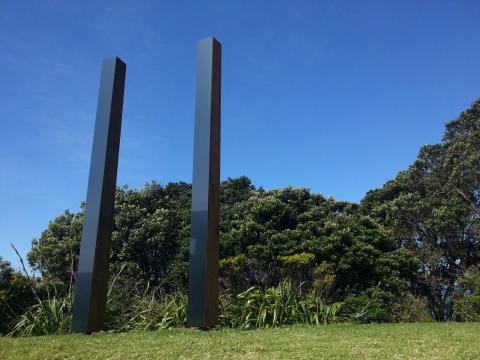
[187,37,222,328]
[72,57,126,333]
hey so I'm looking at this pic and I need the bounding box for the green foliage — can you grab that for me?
[457,267,480,292]
[312,261,336,301]
[103,262,188,332]
[110,281,343,331]
[390,293,432,323]
[278,252,315,266]
[124,293,187,331]
[342,288,396,323]
[278,252,316,286]
[7,282,344,335]
[220,254,248,270]
[0,258,37,334]
[361,99,480,320]
[8,296,72,337]
[219,255,249,292]
[453,295,480,322]
[453,268,480,322]
[28,210,82,293]
[219,281,342,328]
[28,178,416,301]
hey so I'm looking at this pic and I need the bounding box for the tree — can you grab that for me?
[28,210,82,291]
[28,178,417,301]
[361,99,480,320]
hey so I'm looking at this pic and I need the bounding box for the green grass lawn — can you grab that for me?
[1,323,479,359]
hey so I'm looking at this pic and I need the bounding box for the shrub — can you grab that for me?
[341,288,395,323]
[112,281,343,331]
[390,293,432,323]
[0,258,38,334]
[104,264,142,331]
[453,294,480,322]
[219,255,249,292]
[220,281,342,328]
[453,268,480,322]
[113,281,342,330]
[8,296,72,337]
[312,261,336,301]
[7,281,346,336]
[126,293,187,331]
[279,252,315,266]
[279,253,316,286]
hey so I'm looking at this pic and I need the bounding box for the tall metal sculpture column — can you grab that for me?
[72,57,126,333]
[187,37,222,328]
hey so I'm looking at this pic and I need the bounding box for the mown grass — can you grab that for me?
[1,323,479,360]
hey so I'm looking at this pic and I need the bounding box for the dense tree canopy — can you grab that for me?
[361,99,480,320]
[28,178,419,297]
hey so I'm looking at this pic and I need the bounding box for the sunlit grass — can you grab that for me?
[1,323,480,359]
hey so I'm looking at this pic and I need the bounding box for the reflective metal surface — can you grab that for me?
[187,37,222,328]
[72,57,126,333]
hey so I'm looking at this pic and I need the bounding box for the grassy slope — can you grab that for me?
[1,323,479,360]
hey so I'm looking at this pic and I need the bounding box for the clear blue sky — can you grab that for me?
[1,0,479,270]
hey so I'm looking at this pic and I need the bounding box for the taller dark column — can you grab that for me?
[72,57,126,333]
[187,37,222,328]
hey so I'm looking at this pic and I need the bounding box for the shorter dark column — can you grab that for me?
[72,57,126,333]
[187,37,222,328]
